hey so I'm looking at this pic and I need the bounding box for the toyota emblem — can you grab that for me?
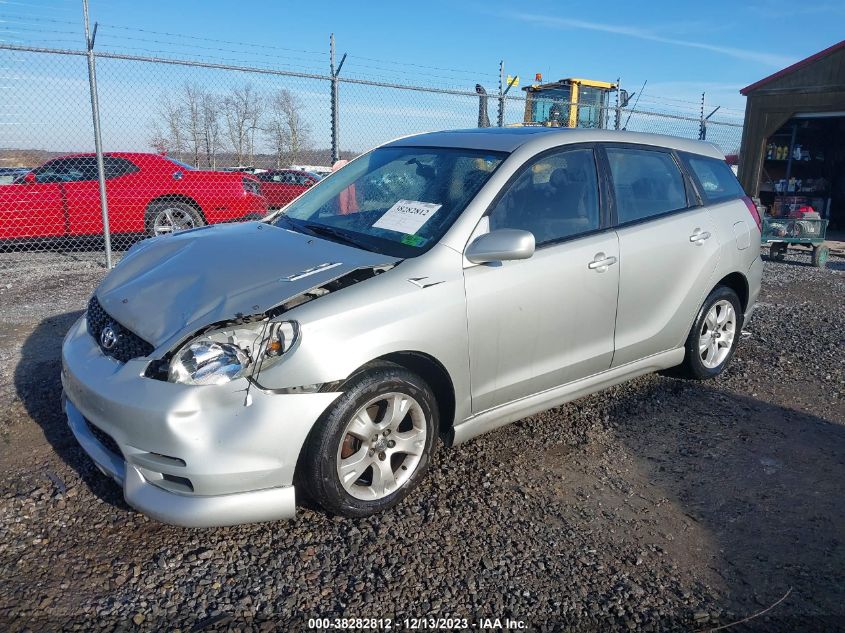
[100,323,118,350]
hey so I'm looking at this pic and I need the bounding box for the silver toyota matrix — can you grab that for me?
[62,128,762,526]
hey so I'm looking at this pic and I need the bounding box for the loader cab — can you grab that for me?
[523,78,618,129]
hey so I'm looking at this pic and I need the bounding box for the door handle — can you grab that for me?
[588,253,618,271]
[689,229,711,245]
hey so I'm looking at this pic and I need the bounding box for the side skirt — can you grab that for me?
[451,348,685,446]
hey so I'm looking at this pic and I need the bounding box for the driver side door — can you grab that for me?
[463,146,619,413]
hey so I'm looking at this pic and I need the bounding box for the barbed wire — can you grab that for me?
[93,25,498,88]
[0,25,79,36]
[0,15,744,119]
[0,14,80,26]
[0,36,79,46]
[98,23,329,57]
[89,44,330,76]
[89,35,486,90]
[95,32,330,69]
[340,60,492,88]
[346,54,498,81]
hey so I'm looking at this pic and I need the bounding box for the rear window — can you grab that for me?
[682,154,745,203]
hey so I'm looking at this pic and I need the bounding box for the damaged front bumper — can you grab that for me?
[61,316,341,527]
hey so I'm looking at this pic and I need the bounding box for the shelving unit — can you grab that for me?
[759,120,831,217]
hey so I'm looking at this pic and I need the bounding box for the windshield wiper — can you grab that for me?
[272,213,302,231]
[300,223,369,250]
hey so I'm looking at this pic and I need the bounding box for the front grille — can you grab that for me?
[86,295,154,363]
[85,418,123,459]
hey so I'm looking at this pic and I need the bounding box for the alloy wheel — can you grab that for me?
[152,207,197,236]
[336,392,427,501]
[699,299,736,369]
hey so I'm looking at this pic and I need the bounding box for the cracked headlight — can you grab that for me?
[168,321,298,386]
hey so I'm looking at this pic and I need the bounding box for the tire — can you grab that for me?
[299,363,438,517]
[812,245,829,269]
[145,200,205,237]
[674,286,742,380]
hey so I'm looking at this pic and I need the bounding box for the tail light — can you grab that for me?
[242,177,260,195]
[742,196,762,232]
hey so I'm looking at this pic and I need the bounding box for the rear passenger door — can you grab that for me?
[603,145,720,367]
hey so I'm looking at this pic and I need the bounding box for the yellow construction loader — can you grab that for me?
[521,76,627,128]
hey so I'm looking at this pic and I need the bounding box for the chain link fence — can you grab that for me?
[0,41,744,269]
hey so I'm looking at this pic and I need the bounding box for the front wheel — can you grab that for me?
[674,286,742,380]
[299,363,438,517]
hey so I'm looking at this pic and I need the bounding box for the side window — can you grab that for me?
[489,148,600,245]
[33,159,68,183]
[606,148,687,224]
[682,154,745,203]
[61,157,99,182]
[103,157,139,179]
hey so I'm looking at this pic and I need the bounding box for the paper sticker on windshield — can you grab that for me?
[373,200,441,235]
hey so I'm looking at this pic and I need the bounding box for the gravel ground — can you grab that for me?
[0,247,843,632]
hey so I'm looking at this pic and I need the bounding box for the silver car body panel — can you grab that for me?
[98,221,398,350]
[61,316,342,526]
[611,207,721,367]
[451,348,685,446]
[257,244,474,419]
[464,230,619,412]
[61,128,761,526]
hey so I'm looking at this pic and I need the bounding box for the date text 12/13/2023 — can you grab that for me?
[307,617,527,629]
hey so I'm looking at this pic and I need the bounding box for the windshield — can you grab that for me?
[275,146,505,257]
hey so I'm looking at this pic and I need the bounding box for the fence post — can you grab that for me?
[82,0,112,269]
[497,61,504,127]
[614,77,621,130]
[329,34,346,164]
[497,64,517,128]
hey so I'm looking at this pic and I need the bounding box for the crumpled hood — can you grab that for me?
[96,222,397,348]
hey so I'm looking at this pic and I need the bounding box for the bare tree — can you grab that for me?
[265,88,311,168]
[152,95,186,160]
[200,94,222,169]
[148,122,170,155]
[222,84,263,166]
[182,83,204,167]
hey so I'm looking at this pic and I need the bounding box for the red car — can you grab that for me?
[0,152,267,240]
[255,169,320,209]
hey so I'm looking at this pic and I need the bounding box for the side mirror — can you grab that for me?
[465,228,535,264]
[23,172,36,184]
[172,170,184,181]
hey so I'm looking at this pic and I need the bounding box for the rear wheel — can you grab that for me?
[146,200,205,237]
[812,245,829,269]
[300,363,438,517]
[769,243,786,261]
[674,286,742,380]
